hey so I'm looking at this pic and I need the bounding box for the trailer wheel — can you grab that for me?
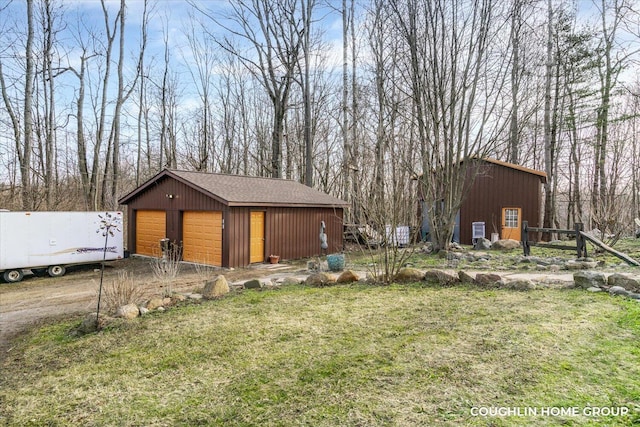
[3,269,24,283]
[47,265,66,277]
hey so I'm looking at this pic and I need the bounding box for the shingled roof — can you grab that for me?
[119,169,348,207]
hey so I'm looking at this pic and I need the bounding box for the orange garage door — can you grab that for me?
[136,210,166,256]
[183,211,223,266]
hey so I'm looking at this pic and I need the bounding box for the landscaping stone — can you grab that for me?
[491,239,520,250]
[139,306,149,316]
[586,287,603,293]
[458,270,475,284]
[280,276,302,285]
[466,252,491,262]
[116,303,139,319]
[609,286,630,297]
[261,279,280,290]
[336,270,359,284]
[421,242,434,254]
[424,269,459,286]
[607,274,640,291]
[628,292,640,300]
[203,275,231,298]
[505,279,536,291]
[172,294,187,303]
[186,293,203,300]
[146,297,165,311]
[573,271,607,289]
[243,279,262,290]
[566,259,598,270]
[305,272,336,287]
[474,273,502,286]
[394,267,425,282]
[474,238,492,250]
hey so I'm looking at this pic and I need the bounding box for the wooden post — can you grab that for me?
[575,222,586,258]
[522,220,530,256]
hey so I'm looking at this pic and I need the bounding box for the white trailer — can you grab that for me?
[0,211,124,283]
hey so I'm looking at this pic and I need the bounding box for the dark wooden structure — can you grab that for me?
[522,221,640,266]
[118,169,347,268]
[420,158,547,245]
[521,221,587,258]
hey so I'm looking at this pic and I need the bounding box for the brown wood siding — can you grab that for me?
[225,207,250,268]
[225,206,343,268]
[265,207,343,261]
[460,163,542,244]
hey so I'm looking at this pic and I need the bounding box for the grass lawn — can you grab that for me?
[1,283,639,426]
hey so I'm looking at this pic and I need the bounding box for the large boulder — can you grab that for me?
[504,279,536,291]
[203,275,230,298]
[115,303,140,320]
[336,270,359,284]
[424,269,459,286]
[146,297,165,311]
[474,273,502,287]
[607,274,640,292]
[573,271,606,289]
[280,276,303,286]
[491,239,521,250]
[609,286,630,297]
[474,238,492,250]
[394,267,425,282]
[565,259,598,270]
[243,279,263,290]
[305,272,336,287]
[458,270,476,284]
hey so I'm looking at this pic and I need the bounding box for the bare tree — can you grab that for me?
[194,0,304,178]
[0,0,35,210]
[184,16,218,172]
[300,0,315,186]
[391,0,510,251]
[590,0,636,234]
[102,0,144,209]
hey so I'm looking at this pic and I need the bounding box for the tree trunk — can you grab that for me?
[22,0,35,210]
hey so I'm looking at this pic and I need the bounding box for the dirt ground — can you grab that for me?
[0,257,297,360]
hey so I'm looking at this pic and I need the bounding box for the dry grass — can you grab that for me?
[1,284,638,426]
[98,270,148,314]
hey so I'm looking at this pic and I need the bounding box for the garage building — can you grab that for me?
[118,169,347,268]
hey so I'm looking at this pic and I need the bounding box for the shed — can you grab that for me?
[118,169,347,268]
[420,158,547,245]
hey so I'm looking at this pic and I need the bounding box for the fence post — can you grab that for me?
[522,220,530,256]
[575,223,587,258]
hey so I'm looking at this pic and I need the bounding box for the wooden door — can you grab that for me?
[183,211,222,266]
[250,211,265,263]
[135,210,166,256]
[501,207,521,240]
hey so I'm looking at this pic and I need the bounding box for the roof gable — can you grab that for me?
[119,169,348,207]
[480,157,547,182]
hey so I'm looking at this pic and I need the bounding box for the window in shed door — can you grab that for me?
[501,207,521,240]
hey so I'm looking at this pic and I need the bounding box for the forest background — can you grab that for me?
[1,0,640,250]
